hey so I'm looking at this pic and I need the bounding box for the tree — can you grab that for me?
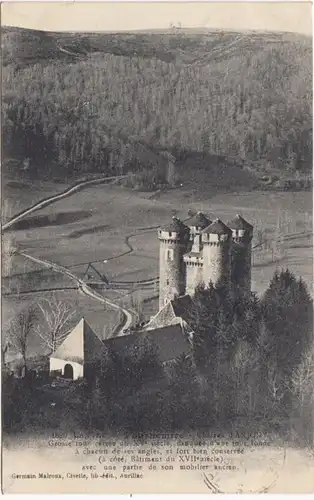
[2,235,17,277]
[168,353,200,427]
[1,338,12,371]
[288,347,314,445]
[189,286,215,368]
[231,339,257,416]
[129,290,145,324]
[3,32,312,182]
[10,306,37,372]
[261,269,313,375]
[35,294,76,354]
[170,353,198,396]
[128,336,162,386]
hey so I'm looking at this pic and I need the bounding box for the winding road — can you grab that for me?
[3,173,311,333]
[2,174,137,335]
[2,175,125,232]
[18,251,134,332]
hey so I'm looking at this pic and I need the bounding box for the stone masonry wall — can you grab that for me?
[159,239,186,309]
[185,262,204,295]
[202,242,231,287]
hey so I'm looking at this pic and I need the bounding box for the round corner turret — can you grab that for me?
[158,216,190,243]
[186,211,212,234]
[158,215,190,308]
[226,214,253,296]
[227,214,254,241]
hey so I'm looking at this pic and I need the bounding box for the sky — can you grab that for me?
[1,1,312,36]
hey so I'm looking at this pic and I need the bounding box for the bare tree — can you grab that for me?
[35,294,76,354]
[232,339,256,415]
[1,338,12,370]
[288,348,314,445]
[103,320,115,340]
[289,348,314,411]
[1,198,20,225]
[253,227,265,250]
[130,289,145,323]
[2,235,17,277]
[267,363,285,409]
[10,306,37,372]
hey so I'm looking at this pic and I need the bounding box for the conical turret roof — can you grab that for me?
[161,216,189,234]
[227,214,253,231]
[186,211,212,229]
[51,318,103,364]
[201,218,232,235]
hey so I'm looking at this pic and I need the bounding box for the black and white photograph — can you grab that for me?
[1,1,313,494]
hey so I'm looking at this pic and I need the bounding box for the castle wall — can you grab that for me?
[185,262,204,296]
[158,217,253,304]
[202,237,231,288]
[231,241,252,296]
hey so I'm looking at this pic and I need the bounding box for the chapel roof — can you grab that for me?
[51,318,103,364]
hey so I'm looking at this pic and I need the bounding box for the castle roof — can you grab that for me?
[201,218,232,235]
[186,211,212,229]
[102,323,190,363]
[51,318,103,364]
[227,214,253,231]
[144,295,194,331]
[171,294,194,320]
[160,216,189,234]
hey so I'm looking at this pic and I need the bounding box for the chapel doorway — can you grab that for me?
[64,363,74,379]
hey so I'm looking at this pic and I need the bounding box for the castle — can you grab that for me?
[48,212,254,381]
[158,212,253,308]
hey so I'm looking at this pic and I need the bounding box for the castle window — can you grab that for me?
[166,279,169,285]
[166,249,174,261]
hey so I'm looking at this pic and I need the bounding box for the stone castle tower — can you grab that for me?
[201,219,232,289]
[158,217,190,309]
[158,212,253,307]
[227,214,254,297]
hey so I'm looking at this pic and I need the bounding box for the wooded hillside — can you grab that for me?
[2,27,312,181]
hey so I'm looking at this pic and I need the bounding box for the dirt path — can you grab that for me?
[18,251,134,335]
[2,175,125,232]
[57,44,83,57]
[2,173,140,333]
[3,173,311,325]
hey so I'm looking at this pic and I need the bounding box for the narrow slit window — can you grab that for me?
[166,249,174,261]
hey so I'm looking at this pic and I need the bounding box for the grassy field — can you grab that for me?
[4,179,312,299]
[2,168,312,367]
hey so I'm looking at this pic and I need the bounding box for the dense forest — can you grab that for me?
[3,269,313,445]
[2,28,312,182]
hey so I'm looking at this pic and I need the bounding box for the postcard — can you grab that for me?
[1,1,313,494]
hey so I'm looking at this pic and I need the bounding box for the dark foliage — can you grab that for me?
[2,28,312,184]
[2,265,313,445]
[261,269,313,376]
